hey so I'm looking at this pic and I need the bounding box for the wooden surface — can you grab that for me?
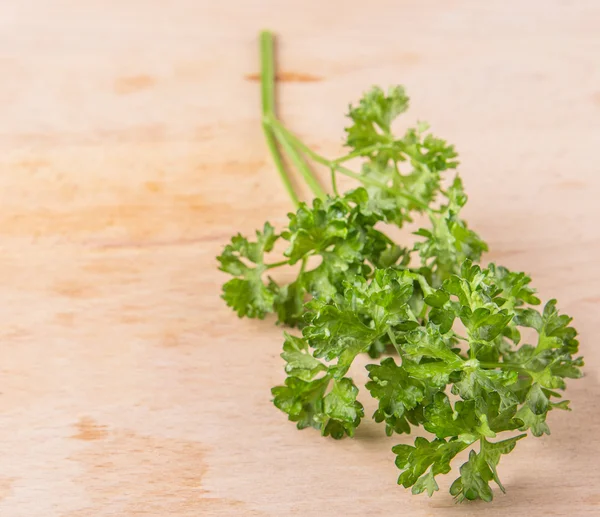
[1,1,599,515]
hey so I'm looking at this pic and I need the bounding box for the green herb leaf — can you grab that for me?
[220,39,584,502]
[366,358,425,436]
[218,222,279,318]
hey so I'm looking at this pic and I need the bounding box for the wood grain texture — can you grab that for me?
[0,1,599,515]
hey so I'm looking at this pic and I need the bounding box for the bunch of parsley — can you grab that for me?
[217,31,583,502]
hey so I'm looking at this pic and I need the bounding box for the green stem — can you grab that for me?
[260,31,276,117]
[387,329,403,356]
[480,362,526,372]
[269,118,331,167]
[408,272,434,297]
[468,338,475,360]
[335,164,428,209]
[264,259,290,270]
[333,164,391,189]
[299,256,308,275]
[387,329,398,347]
[262,126,299,206]
[259,31,300,207]
[333,144,397,164]
[268,118,429,209]
[270,123,327,200]
[330,166,339,196]
[450,332,469,342]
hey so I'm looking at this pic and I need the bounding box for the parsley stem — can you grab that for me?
[330,166,339,196]
[450,332,469,342]
[259,31,300,207]
[299,256,307,275]
[333,164,388,188]
[387,329,404,356]
[411,273,434,297]
[480,362,525,371]
[333,144,397,164]
[268,117,330,167]
[266,254,311,272]
[387,329,398,347]
[334,164,428,210]
[270,123,327,200]
[264,259,290,270]
[262,126,299,206]
[268,118,429,210]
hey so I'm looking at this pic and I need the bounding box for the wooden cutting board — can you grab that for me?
[0,1,598,515]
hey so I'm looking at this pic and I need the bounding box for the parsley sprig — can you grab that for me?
[218,32,476,326]
[217,31,583,502]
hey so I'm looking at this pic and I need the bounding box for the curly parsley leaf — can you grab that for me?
[272,376,329,432]
[415,178,488,285]
[280,333,327,381]
[345,85,409,154]
[393,436,471,492]
[321,377,365,438]
[218,222,279,318]
[366,358,426,436]
[219,46,584,502]
[449,434,526,502]
[271,374,363,439]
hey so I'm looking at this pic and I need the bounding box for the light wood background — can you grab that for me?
[0,1,599,515]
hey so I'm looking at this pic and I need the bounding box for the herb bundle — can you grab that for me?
[217,31,583,501]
